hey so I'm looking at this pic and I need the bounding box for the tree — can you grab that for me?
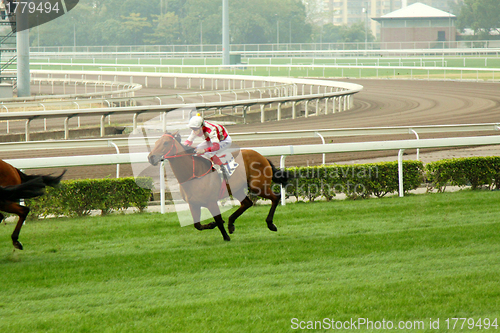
[341,22,374,43]
[317,24,343,43]
[119,13,152,45]
[28,0,313,46]
[145,13,182,45]
[180,0,221,44]
[318,22,375,44]
[229,0,310,44]
[457,0,500,38]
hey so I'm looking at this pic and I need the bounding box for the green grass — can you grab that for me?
[1,190,499,332]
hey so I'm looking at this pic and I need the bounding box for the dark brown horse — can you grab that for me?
[0,159,65,250]
[148,132,288,241]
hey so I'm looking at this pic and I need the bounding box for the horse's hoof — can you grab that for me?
[224,236,231,241]
[228,224,235,234]
[267,223,278,232]
[13,241,23,250]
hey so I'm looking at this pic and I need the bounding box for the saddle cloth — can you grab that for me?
[218,154,238,177]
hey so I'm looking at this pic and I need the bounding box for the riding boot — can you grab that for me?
[211,155,227,181]
[220,164,230,182]
[211,155,224,167]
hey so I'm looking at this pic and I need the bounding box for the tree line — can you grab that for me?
[31,0,311,46]
[30,0,376,47]
[26,0,499,47]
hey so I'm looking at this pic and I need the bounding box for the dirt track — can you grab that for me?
[4,78,500,179]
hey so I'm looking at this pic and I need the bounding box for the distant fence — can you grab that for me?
[29,41,500,58]
[26,62,500,82]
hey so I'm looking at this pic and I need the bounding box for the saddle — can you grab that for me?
[211,154,239,179]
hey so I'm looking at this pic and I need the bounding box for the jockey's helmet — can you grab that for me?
[187,113,204,129]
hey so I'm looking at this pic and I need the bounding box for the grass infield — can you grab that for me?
[0,190,499,332]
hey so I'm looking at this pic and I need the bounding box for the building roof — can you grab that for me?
[374,2,456,20]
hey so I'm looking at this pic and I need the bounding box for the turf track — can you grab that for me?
[1,190,499,332]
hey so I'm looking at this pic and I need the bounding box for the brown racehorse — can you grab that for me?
[148,132,288,241]
[0,159,65,250]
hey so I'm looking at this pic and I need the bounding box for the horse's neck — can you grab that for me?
[166,142,191,182]
[167,156,193,184]
[166,150,211,184]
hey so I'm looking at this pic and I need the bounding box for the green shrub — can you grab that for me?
[426,157,500,191]
[283,160,424,201]
[26,177,153,219]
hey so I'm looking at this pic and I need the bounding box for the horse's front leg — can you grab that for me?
[190,204,204,231]
[189,203,217,231]
[206,202,230,241]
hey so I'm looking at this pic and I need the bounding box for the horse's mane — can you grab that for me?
[167,131,212,169]
[168,132,196,154]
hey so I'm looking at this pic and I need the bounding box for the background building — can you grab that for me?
[372,2,456,49]
[321,0,458,38]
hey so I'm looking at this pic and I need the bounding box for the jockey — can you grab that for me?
[183,113,232,179]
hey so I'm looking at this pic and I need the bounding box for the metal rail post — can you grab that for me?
[25,119,31,141]
[314,132,326,165]
[398,149,405,197]
[160,161,166,214]
[108,141,120,178]
[280,155,287,206]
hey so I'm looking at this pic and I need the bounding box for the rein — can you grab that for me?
[161,134,212,184]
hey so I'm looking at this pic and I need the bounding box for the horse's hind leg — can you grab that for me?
[206,202,230,241]
[1,202,30,250]
[228,195,253,234]
[257,187,280,232]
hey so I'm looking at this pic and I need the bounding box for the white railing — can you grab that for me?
[0,71,362,140]
[6,134,500,212]
[0,74,142,106]
[1,123,499,152]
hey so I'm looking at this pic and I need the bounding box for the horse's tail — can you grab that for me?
[267,160,290,186]
[0,177,47,201]
[17,169,66,187]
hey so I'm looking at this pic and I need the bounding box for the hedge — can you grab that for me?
[426,156,500,191]
[22,156,500,217]
[282,160,424,201]
[26,177,153,219]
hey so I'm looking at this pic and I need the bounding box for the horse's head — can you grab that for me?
[148,131,182,166]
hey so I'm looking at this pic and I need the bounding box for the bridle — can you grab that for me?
[159,134,211,183]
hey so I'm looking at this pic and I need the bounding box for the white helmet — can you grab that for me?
[187,113,204,129]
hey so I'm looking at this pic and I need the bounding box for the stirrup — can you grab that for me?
[214,164,229,182]
[221,168,230,182]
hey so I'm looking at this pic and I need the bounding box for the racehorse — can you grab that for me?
[148,132,289,241]
[0,159,65,250]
